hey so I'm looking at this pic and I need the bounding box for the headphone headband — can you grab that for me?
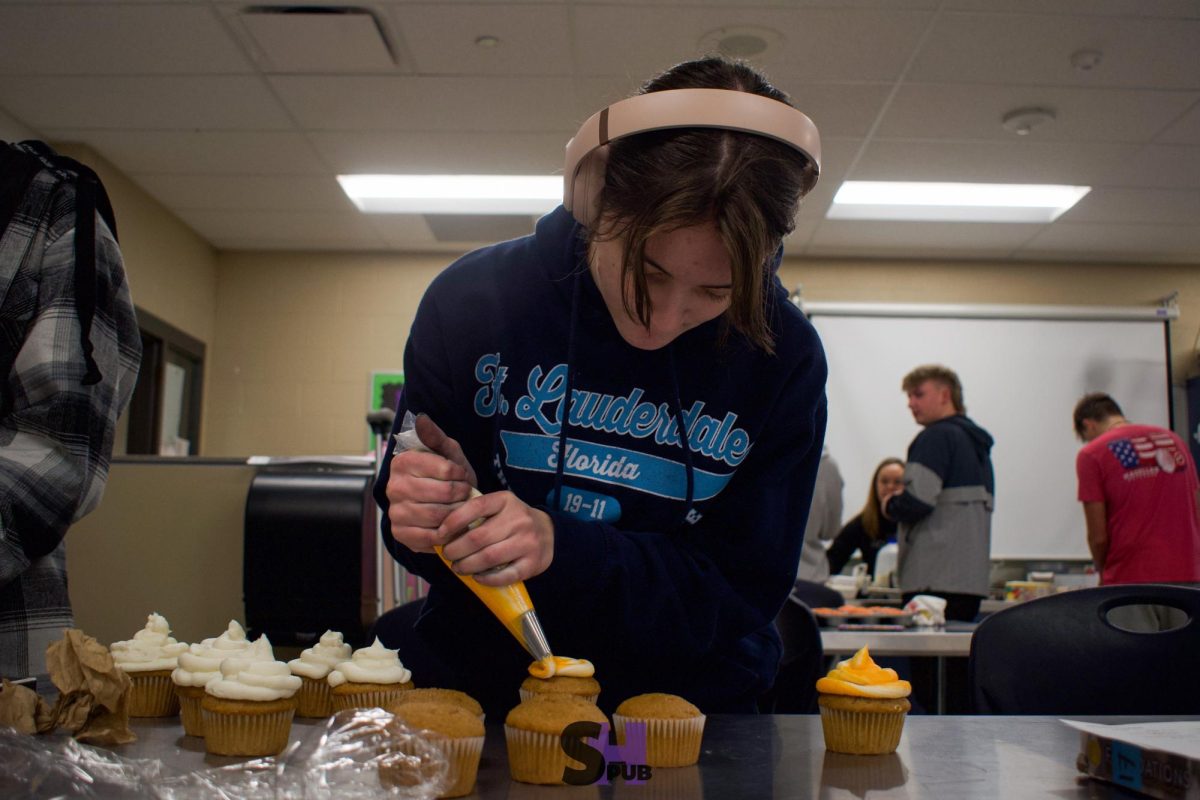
[563,88,821,225]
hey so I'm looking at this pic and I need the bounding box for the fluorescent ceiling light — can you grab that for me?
[338,174,562,215]
[827,181,1091,223]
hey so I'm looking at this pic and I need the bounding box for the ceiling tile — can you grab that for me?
[269,75,580,132]
[1158,101,1200,145]
[132,174,354,212]
[1057,188,1200,225]
[943,0,1199,17]
[0,4,250,75]
[850,139,1139,185]
[1109,145,1200,189]
[40,130,328,175]
[308,130,567,174]
[1019,222,1200,261]
[810,219,1043,252]
[391,4,572,75]
[909,12,1200,90]
[177,209,387,251]
[877,84,1199,144]
[572,6,934,82]
[0,76,292,131]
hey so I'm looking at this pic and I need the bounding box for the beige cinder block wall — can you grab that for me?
[204,251,446,456]
[204,249,1200,457]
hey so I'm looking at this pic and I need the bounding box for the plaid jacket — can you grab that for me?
[0,141,140,683]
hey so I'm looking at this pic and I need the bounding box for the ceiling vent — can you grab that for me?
[240,6,396,72]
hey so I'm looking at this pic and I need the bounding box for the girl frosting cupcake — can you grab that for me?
[327,637,414,711]
[816,646,912,755]
[288,629,352,717]
[171,619,252,736]
[201,635,301,757]
[110,613,189,717]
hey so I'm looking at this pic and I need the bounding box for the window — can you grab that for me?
[124,307,204,456]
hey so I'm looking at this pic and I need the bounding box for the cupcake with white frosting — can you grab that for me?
[171,619,251,736]
[110,612,189,717]
[201,635,302,757]
[288,629,352,717]
[327,637,414,711]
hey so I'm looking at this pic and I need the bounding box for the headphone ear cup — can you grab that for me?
[570,145,609,228]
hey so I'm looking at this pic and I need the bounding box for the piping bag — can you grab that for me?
[393,412,553,664]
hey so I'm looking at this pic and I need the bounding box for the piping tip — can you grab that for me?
[519,609,553,662]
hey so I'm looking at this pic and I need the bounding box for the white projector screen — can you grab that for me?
[809,308,1171,560]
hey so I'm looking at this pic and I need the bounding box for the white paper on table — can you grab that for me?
[1061,720,1200,760]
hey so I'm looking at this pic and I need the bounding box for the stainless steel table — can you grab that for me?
[10,714,1193,799]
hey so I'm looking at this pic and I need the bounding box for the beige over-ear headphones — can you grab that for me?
[563,87,822,228]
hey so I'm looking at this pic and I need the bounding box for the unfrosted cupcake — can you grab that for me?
[327,637,413,711]
[520,655,599,704]
[171,619,251,736]
[388,688,484,720]
[201,635,301,757]
[288,630,351,718]
[816,646,911,755]
[386,701,485,798]
[110,613,189,717]
[612,693,705,767]
[505,695,609,785]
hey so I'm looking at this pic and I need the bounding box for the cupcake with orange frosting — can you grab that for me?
[519,655,599,704]
[172,619,252,736]
[816,646,911,755]
[327,637,414,711]
[288,629,352,717]
[110,613,189,717]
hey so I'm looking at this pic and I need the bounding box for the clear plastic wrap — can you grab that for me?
[0,708,449,799]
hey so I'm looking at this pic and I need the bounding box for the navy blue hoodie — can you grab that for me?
[374,206,827,716]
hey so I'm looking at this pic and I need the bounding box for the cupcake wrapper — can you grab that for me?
[175,685,207,737]
[202,706,295,757]
[390,735,484,798]
[818,704,907,755]
[518,689,599,705]
[612,714,706,768]
[331,688,409,712]
[127,673,179,718]
[295,676,334,718]
[505,725,582,785]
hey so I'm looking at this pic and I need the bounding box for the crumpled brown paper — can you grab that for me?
[0,628,135,745]
[0,679,55,734]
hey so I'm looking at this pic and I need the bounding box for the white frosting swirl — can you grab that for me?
[172,620,251,687]
[111,613,188,673]
[288,630,352,679]
[204,635,301,701]
[327,637,411,687]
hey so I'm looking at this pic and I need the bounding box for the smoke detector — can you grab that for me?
[1001,107,1056,136]
[1070,49,1103,73]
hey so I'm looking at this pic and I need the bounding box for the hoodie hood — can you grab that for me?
[941,414,994,454]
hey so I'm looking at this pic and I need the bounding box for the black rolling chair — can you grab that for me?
[969,584,1200,714]
[766,597,830,713]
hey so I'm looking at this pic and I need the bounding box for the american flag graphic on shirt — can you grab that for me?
[1107,433,1185,472]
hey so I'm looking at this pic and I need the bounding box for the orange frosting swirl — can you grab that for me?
[815,646,912,699]
[528,655,594,680]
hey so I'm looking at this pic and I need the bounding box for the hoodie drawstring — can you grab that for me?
[667,345,695,526]
[552,271,584,513]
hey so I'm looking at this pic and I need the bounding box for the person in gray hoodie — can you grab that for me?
[884,364,994,622]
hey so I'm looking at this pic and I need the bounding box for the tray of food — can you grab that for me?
[811,605,915,627]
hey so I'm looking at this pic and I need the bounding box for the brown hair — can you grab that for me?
[861,457,904,541]
[1073,392,1124,439]
[901,364,965,414]
[591,56,818,354]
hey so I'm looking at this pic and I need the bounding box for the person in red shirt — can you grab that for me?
[1073,392,1200,586]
